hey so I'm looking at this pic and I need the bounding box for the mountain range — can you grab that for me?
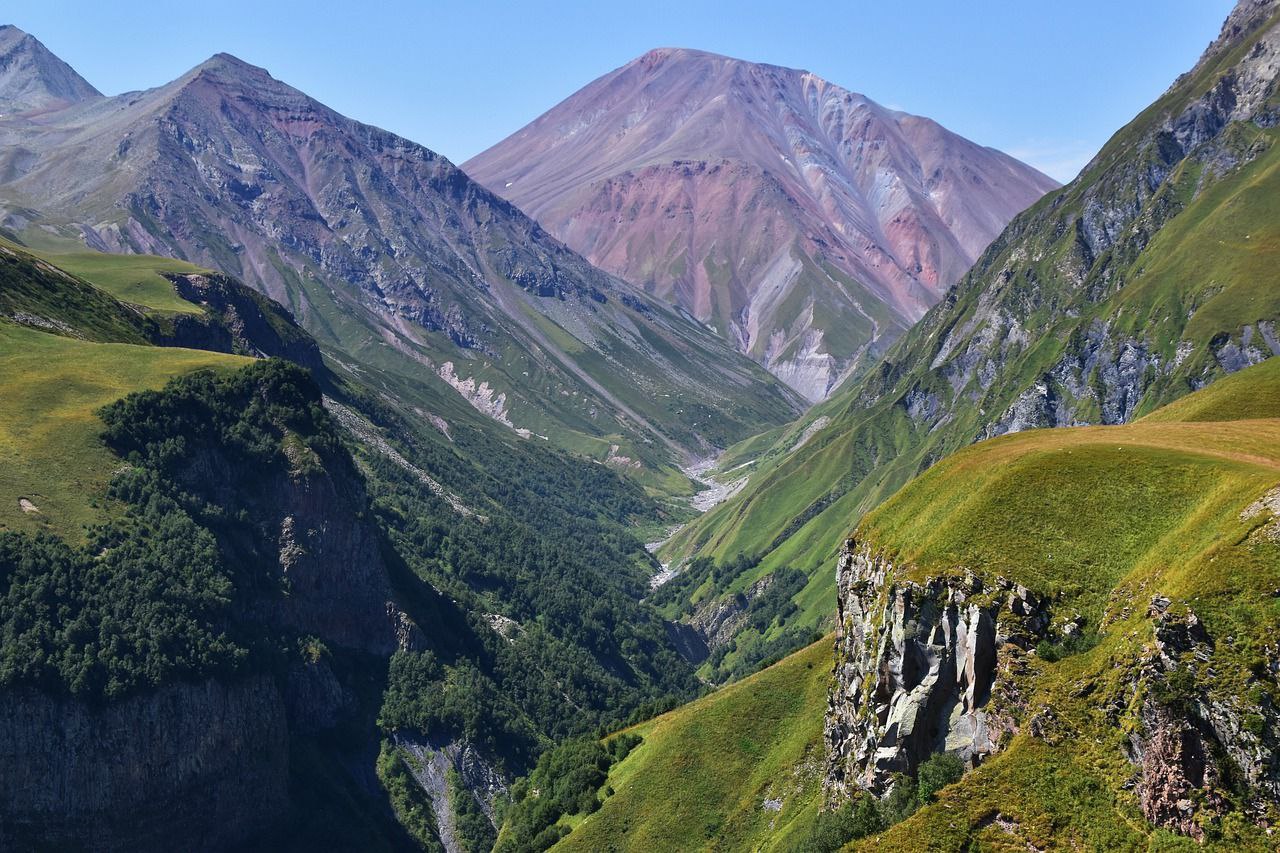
[1,3,1278,851]
[465,48,1058,399]
[656,0,1280,683]
[0,29,801,486]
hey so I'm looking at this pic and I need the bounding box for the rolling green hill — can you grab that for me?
[546,355,1280,852]
[655,0,1280,676]
[553,637,831,853]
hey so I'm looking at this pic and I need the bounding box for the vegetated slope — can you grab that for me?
[557,357,1280,853]
[0,36,802,484]
[549,637,832,853]
[0,243,717,849]
[823,355,1280,850]
[466,49,1057,401]
[657,0,1280,677]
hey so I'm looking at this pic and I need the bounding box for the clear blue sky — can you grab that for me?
[8,1,1235,182]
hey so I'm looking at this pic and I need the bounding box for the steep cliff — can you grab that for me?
[821,358,1280,847]
[0,677,288,851]
[825,542,1047,798]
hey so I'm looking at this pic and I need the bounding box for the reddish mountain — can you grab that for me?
[465,48,1058,400]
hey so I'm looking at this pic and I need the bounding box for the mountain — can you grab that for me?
[0,41,801,487]
[540,355,1280,852]
[0,25,98,114]
[654,0,1280,676]
[465,49,1058,400]
[0,239,717,849]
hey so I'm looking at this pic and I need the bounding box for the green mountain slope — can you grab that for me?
[828,356,1280,850]
[547,355,1280,853]
[657,0,1280,674]
[553,638,832,853]
[0,245,721,849]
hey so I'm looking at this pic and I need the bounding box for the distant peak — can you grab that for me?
[0,23,100,112]
[192,52,263,75]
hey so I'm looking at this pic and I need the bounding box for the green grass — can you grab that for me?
[0,322,248,539]
[38,249,209,314]
[846,362,1280,850]
[555,638,832,852]
[564,361,1280,851]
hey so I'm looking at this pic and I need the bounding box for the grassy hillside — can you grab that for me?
[555,356,1280,851]
[848,359,1280,850]
[654,6,1280,674]
[0,321,247,539]
[37,249,208,314]
[552,637,832,853]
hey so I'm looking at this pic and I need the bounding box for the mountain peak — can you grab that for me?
[0,24,99,113]
[465,48,1057,400]
[183,52,275,85]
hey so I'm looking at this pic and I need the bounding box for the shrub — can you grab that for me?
[916,752,965,805]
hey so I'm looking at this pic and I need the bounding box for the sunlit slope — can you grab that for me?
[0,322,247,539]
[659,8,1280,665]
[848,359,1280,850]
[566,357,1280,851]
[554,638,831,853]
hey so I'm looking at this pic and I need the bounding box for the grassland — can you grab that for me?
[0,321,247,539]
[553,358,1280,851]
[852,361,1280,849]
[39,250,208,314]
[555,637,831,852]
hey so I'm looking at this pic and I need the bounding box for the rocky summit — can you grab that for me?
[465,48,1058,400]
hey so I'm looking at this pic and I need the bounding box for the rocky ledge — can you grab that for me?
[824,539,1050,798]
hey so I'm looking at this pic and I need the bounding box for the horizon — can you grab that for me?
[2,1,1234,182]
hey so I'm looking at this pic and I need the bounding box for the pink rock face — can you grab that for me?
[466,48,1058,400]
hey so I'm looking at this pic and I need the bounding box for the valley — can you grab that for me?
[0,2,1278,851]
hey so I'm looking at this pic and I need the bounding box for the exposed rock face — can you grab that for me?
[687,574,776,651]
[824,540,1047,797]
[160,272,323,371]
[0,676,288,851]
[0,25,100,114]
[465,48,1057,400]
[396,732,507,853]
[1128,597,1280,838]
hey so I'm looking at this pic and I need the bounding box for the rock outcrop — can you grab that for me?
[1128,596,1280,838]
[160,272,323,371]
[0,676,288,851]
[824,540,1048,797]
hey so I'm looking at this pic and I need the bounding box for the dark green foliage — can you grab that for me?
[1035,631,1099,663]
[377,741,445,853]
[362,395,702,759]
[101,358,341,480]
[647,553,760,615]
[877,774,919,825]
[795,796,885,853]
[380,650,543,766]
[0,490,244,701]
[449,767,497,853]
[496,735,642,853]
[605,732,642,764]
[915,752,964,805]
